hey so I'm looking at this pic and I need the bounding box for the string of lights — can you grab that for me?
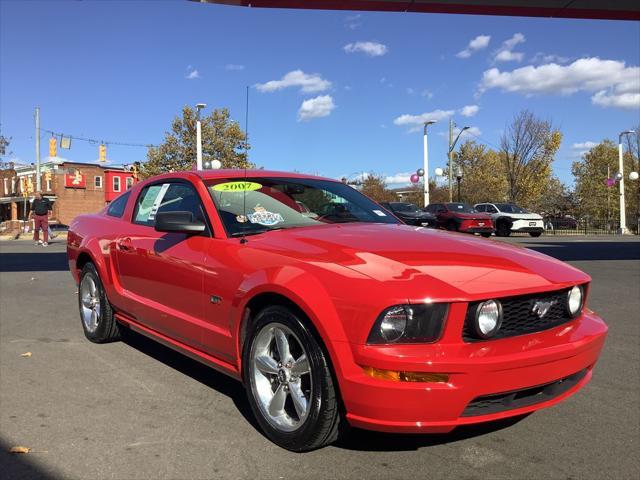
[42,128,157,148]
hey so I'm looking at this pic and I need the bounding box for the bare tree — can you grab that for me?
[500,110,562,205]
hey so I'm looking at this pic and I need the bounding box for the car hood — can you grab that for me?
[248,223,589,302]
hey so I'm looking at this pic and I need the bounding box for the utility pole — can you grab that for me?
[35,106,41,191]
[448,118,454,202]
[618,130,635,234]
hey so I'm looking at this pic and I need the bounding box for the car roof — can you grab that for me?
[194,169,338,183]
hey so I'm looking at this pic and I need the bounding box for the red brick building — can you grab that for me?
[0,159,137,227]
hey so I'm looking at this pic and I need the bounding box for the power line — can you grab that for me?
[42,128,157,148]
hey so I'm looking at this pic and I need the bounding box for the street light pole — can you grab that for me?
[423,121,436,206]
[35,107,41,191]
[456,167,463,202]
[448,122,470,202]
[195,103,207,170]
[618,130,635,234]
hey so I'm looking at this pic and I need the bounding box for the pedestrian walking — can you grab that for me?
[30,192,52,246]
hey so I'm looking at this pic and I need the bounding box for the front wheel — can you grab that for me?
[78,262,121,343]
[529,231,543,237]
[480,232,492,238]
[243,305,343,451]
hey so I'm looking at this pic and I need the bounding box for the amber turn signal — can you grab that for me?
[362,366,449,383]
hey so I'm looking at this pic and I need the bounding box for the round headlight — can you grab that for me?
[379,306,409,342]
[567,285,583,317]
[474,300,502,338]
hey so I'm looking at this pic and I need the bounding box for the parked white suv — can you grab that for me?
[474,203,544,237]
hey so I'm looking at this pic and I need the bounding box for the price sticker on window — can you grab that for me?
[213,181,262,192]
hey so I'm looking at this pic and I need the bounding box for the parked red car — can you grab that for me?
[425,202,495,237]
[67,170,607,451]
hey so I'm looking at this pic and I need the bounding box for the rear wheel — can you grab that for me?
[243,305,343,451]
[529,231,543,237]
[78,262,120,343]
[480,232,492,238]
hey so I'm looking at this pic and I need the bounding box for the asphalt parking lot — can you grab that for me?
[1,236,639,480]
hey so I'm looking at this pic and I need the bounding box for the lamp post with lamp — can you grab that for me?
[422,121,436,206]
[618,130,635,234]
[195,103,207,170]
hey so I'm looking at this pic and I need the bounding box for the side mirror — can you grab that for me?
[154,211,206,234]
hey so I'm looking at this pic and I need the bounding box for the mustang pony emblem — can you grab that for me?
[532,300,555,318]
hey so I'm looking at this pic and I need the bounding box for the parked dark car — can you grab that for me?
[424,202,495,237]
[544,216,578,230]
[380,202,437,227]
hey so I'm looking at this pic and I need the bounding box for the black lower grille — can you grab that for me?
[463,288,575,341]
[461,369,588,417]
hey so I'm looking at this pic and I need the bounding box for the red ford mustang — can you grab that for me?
[67,170,607,451]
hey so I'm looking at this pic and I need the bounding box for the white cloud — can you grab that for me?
[344,41,388,57]
[479,57,640,110]
[298,95,335,121]
[494,33,525,63]
[185,67,200,79]
[393,109,455,132]
[406,87,415,95]
[495,50,524,62]
[572,141,598,150]
[456,34,491,59]
[385,172,413,184]
[460,105,479,117]
[531,53,571,64]
[255,70,331,93]
[224,64,245,71]
[422,89,434,99]
[344,14,362,30]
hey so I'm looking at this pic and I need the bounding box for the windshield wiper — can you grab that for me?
[230,226,289,237]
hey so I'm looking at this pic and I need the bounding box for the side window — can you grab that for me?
[475,204,485,212]
[437,205,447,213]
[487,205,498,213]
[106,191,131,218]
[134,182,206,228]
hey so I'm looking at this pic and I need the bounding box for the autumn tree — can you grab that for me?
[573,140,638,221]
[360,174,397,203]
[143,106,251,177]
[454,140,508,204]
[500,110,562,208]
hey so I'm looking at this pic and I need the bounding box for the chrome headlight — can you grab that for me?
[566,285,584,318]
[473,299,503,339]
[367,304,448,344]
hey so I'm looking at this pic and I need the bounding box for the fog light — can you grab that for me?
[474,299,502,338]
[567,285,584,318]
[362,366,449,383]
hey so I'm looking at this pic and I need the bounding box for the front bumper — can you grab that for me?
[511,219,544,232]
[338,310,607,433]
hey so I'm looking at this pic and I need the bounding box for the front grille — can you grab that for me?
[461,369,588,417]
[463,288,575,342]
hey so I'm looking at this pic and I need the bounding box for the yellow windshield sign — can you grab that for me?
[213,181,262,192]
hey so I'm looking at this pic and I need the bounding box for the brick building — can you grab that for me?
[0,159,137,227]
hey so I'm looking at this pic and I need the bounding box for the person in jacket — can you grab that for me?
[30,192,52,246]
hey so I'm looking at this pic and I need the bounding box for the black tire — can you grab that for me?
[495,219,512,237]
[78,262,121,343]
[446,220,458,232]
[242,305,344,451]
[480,232,492,238]
[529,231,543,237]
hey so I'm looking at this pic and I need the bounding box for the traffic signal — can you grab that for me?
[49,137,57,158]
[99,144,107,162]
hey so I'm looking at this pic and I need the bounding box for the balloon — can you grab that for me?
[630,171,639,181]
[434,167,443,176]
[606,178,615,187]
[416,168,425,177]
[410,173,420,183]
[211,159,222,169]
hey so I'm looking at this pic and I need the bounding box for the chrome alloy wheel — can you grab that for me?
[249,323,312,432]
[80,275,101,333]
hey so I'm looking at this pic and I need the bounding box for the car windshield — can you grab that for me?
[393,203,420,213]
[207,177,399,236]
[495,204,527,213]
[447,203,477,213]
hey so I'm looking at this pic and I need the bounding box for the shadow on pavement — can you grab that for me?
[516,241,640,262]
[120,330,261,433]
[0,438,61,480]
[335,414,529,452]
[0,252,69,272]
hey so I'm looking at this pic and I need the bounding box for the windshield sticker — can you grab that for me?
[373,209,387,217]
[213,181,262,192]
[236,215,248,223]
[247,205,284,226]
[147,183,171,221]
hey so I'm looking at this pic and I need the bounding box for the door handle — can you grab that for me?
[116,237,133,252]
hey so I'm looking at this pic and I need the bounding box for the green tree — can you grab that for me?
[500,110,562,208]
[143,106,251,177]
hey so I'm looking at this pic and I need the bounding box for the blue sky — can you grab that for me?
[1,0,639,187]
